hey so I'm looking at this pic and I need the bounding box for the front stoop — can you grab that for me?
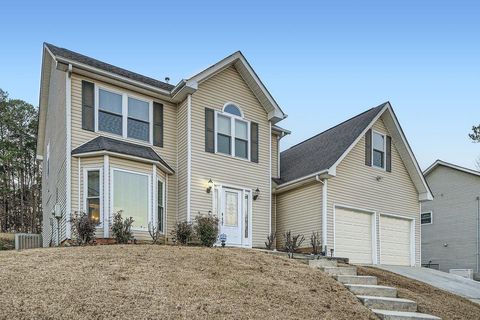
[315,263,441,320]
[372,309,441,320]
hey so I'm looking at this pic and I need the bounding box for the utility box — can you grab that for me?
[15,233,42,250]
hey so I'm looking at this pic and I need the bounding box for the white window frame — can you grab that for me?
[94,84,153,145]
[83,167,103,227]
[214,103,250,161]
[156,177,166,234]
[110,167,152,231]
[421,211,433,225]
[372,130,386,170]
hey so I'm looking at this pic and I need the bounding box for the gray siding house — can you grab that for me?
[422,160,480,277]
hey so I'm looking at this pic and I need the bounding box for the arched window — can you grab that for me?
[223,103,243,117]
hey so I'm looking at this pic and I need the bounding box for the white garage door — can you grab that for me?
[380,215,412,266]
[335,207,373,264]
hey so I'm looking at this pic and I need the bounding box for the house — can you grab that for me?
[36,43,288,248]
[421,160,480,277]
[273,103,432,266]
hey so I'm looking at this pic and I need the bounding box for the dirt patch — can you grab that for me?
[0,245,377,319]
[357,266,480,320]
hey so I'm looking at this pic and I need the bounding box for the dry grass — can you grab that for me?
[0,233,14,250]
[0,245,377,320]
[358,266,480,320]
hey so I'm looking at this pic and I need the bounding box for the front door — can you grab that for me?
[220,188,242,246]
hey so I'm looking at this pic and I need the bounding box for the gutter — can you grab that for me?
[274,169,333,194]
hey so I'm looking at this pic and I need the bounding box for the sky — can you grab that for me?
[0,0,479,170]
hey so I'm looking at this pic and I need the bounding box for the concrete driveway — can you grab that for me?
[375,265,480,304]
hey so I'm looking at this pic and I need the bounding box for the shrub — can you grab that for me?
[71,211,98,245]
[0,236,14,250]
[171,221,193,245]
[148,221,162,244]
[283,230,305,258]
[265,232,276,250]
[310,232,322,255]
[194,214,219,247]
[111,211,134,244]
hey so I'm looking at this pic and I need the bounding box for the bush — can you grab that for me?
[71,211,98,245]
[194,214,219,247]
[148,221,162,244]
[171,221,193,245]
[265,232,276,250]
[111,211,134,244]
[310,232,322,255]
[0,237,14,250]
[283,230,305,258]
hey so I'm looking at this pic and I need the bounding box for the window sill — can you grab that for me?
[214,151,252,163]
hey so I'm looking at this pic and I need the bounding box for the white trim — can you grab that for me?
[65,65,72,239]
[322,179,328,248]
[103,155,109,238]
[424,159,480,177]
[378,212,416,267]
[333,203,378,265]
[165,174,169,237]
[274,169,332,193]
[371,130,387,171]
[152,164,156,229]
[276,135,281,178]
[269,121,272,236]
[187,94,192,222]
[83,167,103,227]
[77,157,81,213]
[420,211,433,225]
[214,109,251,161]
[222,102,244,118]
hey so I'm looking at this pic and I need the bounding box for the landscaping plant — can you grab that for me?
[70,211,98,245]
[171,220,193,245]
[111,211,134,244]
[310,231,322,256]
[265,232,276,250]
[148,221,162,244]
[194,214,219,247]
[283,230,305,258]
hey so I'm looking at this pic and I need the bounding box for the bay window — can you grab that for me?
[215,103,250,160]
[84,168,102,224]
[157,179,164,233]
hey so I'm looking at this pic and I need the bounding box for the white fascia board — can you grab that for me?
[424,160,480,178]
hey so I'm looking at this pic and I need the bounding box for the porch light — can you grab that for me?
[253,188,260,200]
[206,179,214,193]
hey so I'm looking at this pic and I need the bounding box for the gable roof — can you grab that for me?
[276,102,433,201]
[71,136,174,174]
[278,103,387,184]
[424,160,480,178]
[44,43,174,92]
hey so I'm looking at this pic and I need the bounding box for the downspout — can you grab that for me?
[186,94,192,222]
[316,175,328,252]
[477,196,479,273]
[65,63,72,240]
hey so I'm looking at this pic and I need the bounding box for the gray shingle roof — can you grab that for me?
[72,136,174,173]
[277,103,387,185]
[45,43,174,92]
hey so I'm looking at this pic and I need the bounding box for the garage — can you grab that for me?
[335,207,375,264]
[380,215,412,266]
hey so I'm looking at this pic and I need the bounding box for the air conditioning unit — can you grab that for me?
[449,269,473,279]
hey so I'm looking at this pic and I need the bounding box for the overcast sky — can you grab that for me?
[1,0,479,170]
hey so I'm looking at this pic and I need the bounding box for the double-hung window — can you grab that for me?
[85,169,102,224]
[216,103,249,160]
[127,97,150,141]
[372,131,385,169]
[157,179,164,233]
[98,89,123,136]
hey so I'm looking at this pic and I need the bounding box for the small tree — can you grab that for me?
[265,232,276,250]
[310,232,322,256]
[283,230,305,258]
[194,214,219,247]
[171,221,194,245]
[71,211,98,245]
[148,221,162,244]
[111,211,134,244]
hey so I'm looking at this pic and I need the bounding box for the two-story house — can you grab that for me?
[37,43,287,248]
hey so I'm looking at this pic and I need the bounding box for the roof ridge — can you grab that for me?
[282,102,387,155]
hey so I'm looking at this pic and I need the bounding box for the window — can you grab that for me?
[96,87,152,143]
[372,131,385,169]
[157,179,164,233]
[85,170,101,224]
[215,103,249,160]
[244,192,249,238]
[421,212,432,225]
[113,170,150,230]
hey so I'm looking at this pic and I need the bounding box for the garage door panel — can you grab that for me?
[380,215,411,266]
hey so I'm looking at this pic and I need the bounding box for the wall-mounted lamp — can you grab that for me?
[206,179,213,193]
[375,176,383,182]
[253,188,260,200]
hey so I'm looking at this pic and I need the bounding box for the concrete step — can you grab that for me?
[335,275,378,285]
[309,259,338,268]
[357,295,417,312]
[345,284,397,298]
[320,266,357,276]
[372,309,441,320]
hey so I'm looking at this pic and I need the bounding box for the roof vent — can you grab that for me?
[164,77,170,83]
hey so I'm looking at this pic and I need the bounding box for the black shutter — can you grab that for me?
[153,102,164,147]
[81,81,95,131]
[386,135,392,172]
[365,129,372,166]
[251,122,259,163]
[205,108,215,153]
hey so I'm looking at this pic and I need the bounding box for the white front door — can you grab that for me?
[220,188,242,245]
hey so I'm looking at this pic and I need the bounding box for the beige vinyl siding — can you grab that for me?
[41,63,67,247]
[271,134,279,178]
[190,66,271,247]
[276,182,323,249]
[328,117,421,266]
[176,98,188,222]
[70,73,178,238]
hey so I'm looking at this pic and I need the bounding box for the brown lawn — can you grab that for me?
[0,245,377,320]
[0,233,14,250]
[357,266,480,320]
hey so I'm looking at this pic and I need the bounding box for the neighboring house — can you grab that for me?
[37,43,288,248]
[421,160,480,276]
[273,103,432,266]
